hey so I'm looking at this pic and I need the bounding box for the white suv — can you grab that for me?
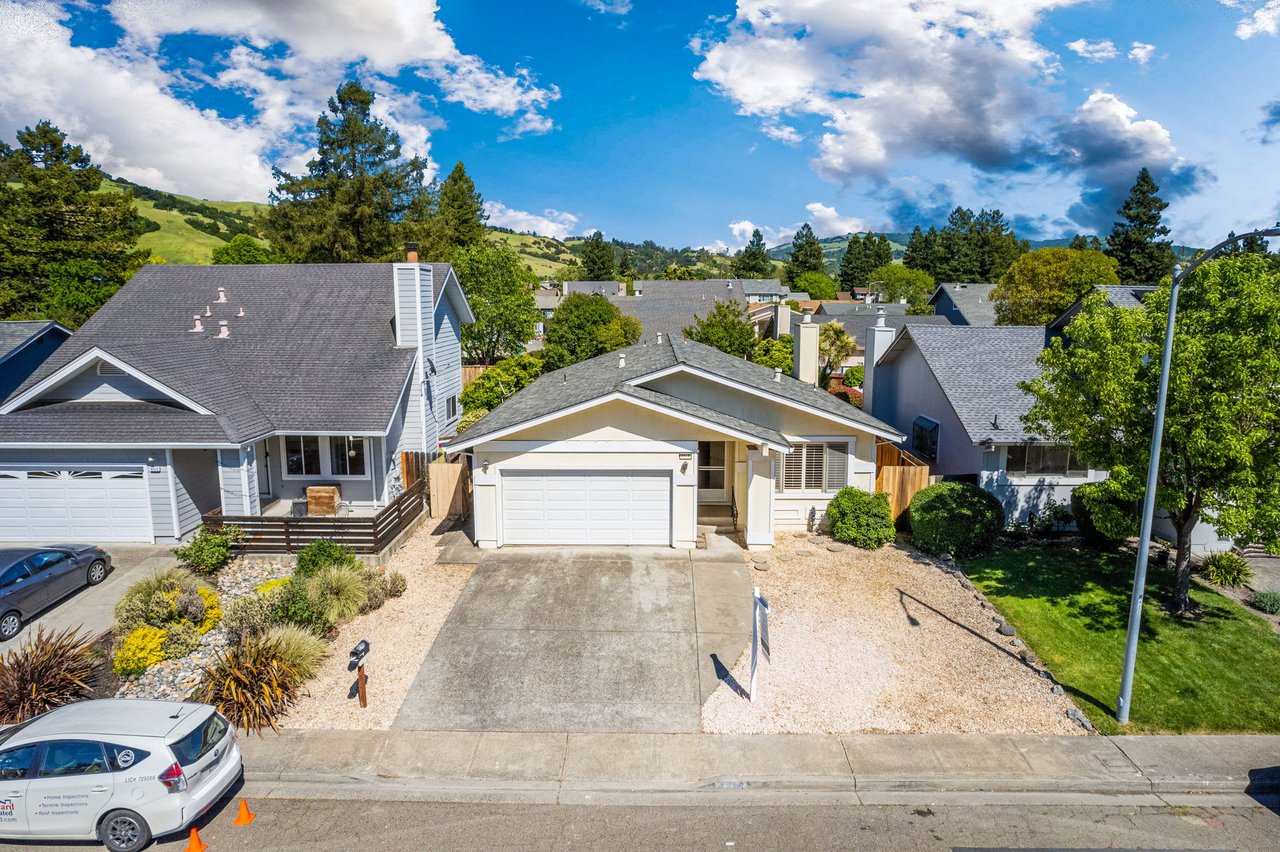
[0,699,243,851]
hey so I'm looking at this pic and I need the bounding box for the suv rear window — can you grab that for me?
[169,712,228,766]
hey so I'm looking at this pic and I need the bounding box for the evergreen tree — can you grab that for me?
[969,209,1025,282]
[0,121,147,325]
[903,225,944,277]
[616,246,636,280]
[1105,167,1177,286]
[783,223,825,286]
[838,233,864,291]
[868,234,894,271]
[263,81,430,263]
[579,231,616,280]
[435,161,487,259]
[732,228,774,278]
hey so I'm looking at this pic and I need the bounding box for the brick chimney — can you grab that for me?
[405,242,420,263]
[792,312,819,386]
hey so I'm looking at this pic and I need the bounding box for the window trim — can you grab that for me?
[911,416,939,462]
[279,435,372,481]
[775,439,853,496]
[1003,443,1090,481]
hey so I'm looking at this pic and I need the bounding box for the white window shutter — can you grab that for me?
[825,442,848,491]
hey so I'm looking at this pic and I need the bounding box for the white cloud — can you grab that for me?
[1220,1,1280,37]
[1127,42,1156,64]
[805,202,869,237]
[760,121,803,144]
[692,1,1091,183]
[583,0,632,13]
[484,201,582,240]
[1066,38,1118,62]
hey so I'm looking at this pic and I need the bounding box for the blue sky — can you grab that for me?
[1,1,1277,251]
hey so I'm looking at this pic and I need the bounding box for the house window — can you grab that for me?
[446,395,458,420]
[911,417,939,461]
[329,437,367,477]
[776,442,848,494]
[285,436,321,476]
[1005,444,1088,477]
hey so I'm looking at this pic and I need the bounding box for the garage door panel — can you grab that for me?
[502,471,671,546]
[0,468,153,542]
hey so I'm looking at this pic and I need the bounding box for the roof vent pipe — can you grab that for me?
[188,315,203,333]
[216,321,230,339]
[236,306,245,317]
[204,305,212,317]
[656,332,663,344]
[216,287,227,303]
[875,305,887,328]
[773,367,782,383]
[618,352,626,369]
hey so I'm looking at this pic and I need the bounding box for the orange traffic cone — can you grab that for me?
[183,826,209,852]
[233,797,256,826]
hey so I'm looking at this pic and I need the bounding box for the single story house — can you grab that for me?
[0,320,72,402]
[447,317,904,550]
[929,283,998,326]
[0,258,472,543]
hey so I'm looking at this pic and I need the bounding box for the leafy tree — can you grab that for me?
[818,320,858,389]
[451,240,539,364]
[1022,255,1280,615]
[578,231,616,280]
[263,81,430,263]
[783,224,825,286]
[991,247,1120,326]
[838,233,864,292]
[212,233,286,264]
[684,300,756,358]
[906,302,937,316]
[1105,167,1177,286]
[867,263,934,308]
[459,354,543,412]
[0,121,147,325]
[433,162,488,260]
[793,270,837,300]
[657,263,709,280]
[542,292,639,369]
[751,334,793,373]
[732,228,774,278]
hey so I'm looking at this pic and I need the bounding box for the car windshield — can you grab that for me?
[0,714,46,748]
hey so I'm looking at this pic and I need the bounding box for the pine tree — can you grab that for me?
[784,223,825,286]
[969,209,1025,282]
[579,231,616,280]
[0,121,147,325]
[263,81,430,263]
[1105,167,1177,286]
[435,161,488,259]
[616,246,636,280]
[868,234,893,273]
[902,226,931,271]
[732,228,774,278]
[838,233,864,291]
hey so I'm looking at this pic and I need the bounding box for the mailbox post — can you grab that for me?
[350,640,370,708]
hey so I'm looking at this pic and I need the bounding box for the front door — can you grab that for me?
[255,441,272,498]
[697,441,727,504]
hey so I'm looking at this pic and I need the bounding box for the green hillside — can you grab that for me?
[101,179,270,264]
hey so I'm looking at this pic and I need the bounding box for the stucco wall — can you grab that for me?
[872,342,983,477]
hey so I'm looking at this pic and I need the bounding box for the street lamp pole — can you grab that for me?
[1115,225,1280,725]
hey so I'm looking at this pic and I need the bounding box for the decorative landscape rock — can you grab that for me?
[807,537,824,546]
[754,563,770,572]
[826,543,848,553]
[1052,684,1065,696]
[997,622,1017,637]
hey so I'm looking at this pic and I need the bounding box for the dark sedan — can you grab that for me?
[0,544,111,641]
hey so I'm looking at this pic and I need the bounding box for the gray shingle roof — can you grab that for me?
[930,283,998,326]
[619,385,788,448]
[563,280,623,296]
[739,279,787,297]
[882,325,1051,444]
[0,401,237,444]
[1047,284,1156,330]
[611,280,747,341]
[0,321,63,361]
[452,335,903,448]
[1,264,419,445]
[796,307,949,346]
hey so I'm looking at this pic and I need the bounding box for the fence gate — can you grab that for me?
[874,442,931,523]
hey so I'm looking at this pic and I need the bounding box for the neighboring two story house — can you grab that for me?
[0,260,472,544]
[0,320,71,401]
[929,283,998,326]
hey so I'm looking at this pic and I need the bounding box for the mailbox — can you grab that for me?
[350,640,370,666]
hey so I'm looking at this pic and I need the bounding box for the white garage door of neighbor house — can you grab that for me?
[501,471,671,546]
[0,468,153,542]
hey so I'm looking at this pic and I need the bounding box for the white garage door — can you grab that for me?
[0,468,153,542]
[501,471,671,546]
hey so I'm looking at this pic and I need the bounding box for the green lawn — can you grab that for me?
[965,547,1280,735]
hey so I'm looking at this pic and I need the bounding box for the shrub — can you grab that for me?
[174,589,206,625]
[908,481,1005,559]
[456,408,488,433]
[173,525,245,576]
[1253,590,1280,615]
[387,571,407,598]
[306,564,369,626]
[361,571,388,613]
[294,539,358,578]
[1070,480,1138,548]
[197,587,222,633]
[825,488,896,549]
[113,626,168,676]
[198,637,301,734]
[163,622,201,658]
[274,579,328,633]
[1201,552,1254,588]
[256,577,291,597]
[0,626,97,724]
[114,568,206,633]
[263,625,329,681]
[222,595,277,644]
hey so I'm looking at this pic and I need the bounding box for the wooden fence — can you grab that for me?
[428,461,471,518]
[461,365,491,386]
[875,442,931,522]
[205,480,425,555]
[401,451,425,489]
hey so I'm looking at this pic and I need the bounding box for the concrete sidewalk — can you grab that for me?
[239,729,1280,806]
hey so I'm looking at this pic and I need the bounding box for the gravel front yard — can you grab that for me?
[702,534,1082,735]
[282,524,474,730]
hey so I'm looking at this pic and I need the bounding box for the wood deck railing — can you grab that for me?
[204,479,425,555]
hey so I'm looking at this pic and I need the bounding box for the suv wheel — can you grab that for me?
[0,611,20,642]
[87,559,108,585]
[99,809,152,852]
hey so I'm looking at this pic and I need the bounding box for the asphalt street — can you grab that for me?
[16,797,1280,851]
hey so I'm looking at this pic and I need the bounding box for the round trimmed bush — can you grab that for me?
[825,487,896,549]
[386,571,407,598]
[908,481,1005,559]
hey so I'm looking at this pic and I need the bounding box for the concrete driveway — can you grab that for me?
[393,545,752,733]
[10,543,176,644]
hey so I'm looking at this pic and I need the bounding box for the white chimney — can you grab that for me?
[792,312,820,387]
[635,282,643,297]
[188,315,203,333]
[862,306,896,415]
[216,287,227,303]
[773,302,791,340]
[216,321,230,339]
